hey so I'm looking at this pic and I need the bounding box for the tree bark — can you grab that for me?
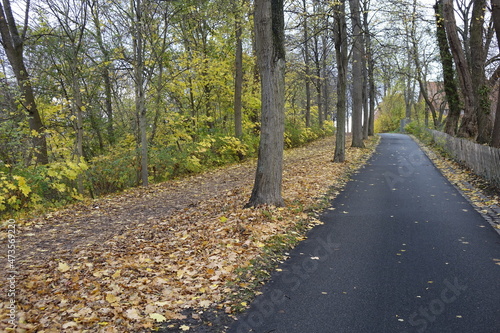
[333,0,347,162]
[133,0,148,187]
[0,0,49,164]
[246,0,285,207]
[491,0,500,147]
[442,0,477,139]
[435,0,461,136]
[470,0,491,143]
[349,0,365,148]
[302,0,311,128]
[90,0,115,144]
[363,3,375,136]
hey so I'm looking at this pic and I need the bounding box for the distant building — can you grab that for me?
[420,81,449,116]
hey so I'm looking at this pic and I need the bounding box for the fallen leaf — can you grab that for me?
[57,262,71,273]
[106,293,120,304]
[149,313,167,322]
[125,308,141,320]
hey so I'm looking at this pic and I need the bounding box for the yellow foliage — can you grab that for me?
[0,173,33,211]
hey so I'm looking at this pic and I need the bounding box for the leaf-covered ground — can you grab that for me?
[1,136,379,332]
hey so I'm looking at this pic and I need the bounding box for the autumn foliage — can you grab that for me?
[0,136,378,332]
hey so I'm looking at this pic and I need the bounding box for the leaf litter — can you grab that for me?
[0,136,379,332]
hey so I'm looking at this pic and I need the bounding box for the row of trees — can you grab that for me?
[438,0,500,146]
[374,0,500,148]
[0,0,378,211]
[4,0,497,210]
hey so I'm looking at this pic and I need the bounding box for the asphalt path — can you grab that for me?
[228,133,500,333]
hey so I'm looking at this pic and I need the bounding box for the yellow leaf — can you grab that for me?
[106,293,120,304]
[58,262,71,273]
[149,313,167,322]
[180,325,190,331]
[112,269,121,279]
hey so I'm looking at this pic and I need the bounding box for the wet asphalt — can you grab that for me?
[228,133,500,333]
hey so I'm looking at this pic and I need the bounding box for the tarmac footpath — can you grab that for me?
[228,133,500,333]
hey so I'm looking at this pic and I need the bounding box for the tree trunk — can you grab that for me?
[71,61,85,194]
[470,0,491,143]
[362,45,369,139]
[363,4,375,136]
[134,0,148,187]
[349,0,365,148]
[302,0,311,128]
[0,0,49,164]
[234,0,244,138]
[246,0,285,207]
[333,0,347,162]
[442,0,477,139]
[90,1,115,144]
[435,0,461,136]
[410,0,438,128]
[322,32,330,125]
[491,0,500,147]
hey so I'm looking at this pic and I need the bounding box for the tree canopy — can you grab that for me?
[1,0,499,214]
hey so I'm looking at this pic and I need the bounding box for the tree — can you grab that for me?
[491,0,500,147]
[349,0,365,148]
[89,0,115,144]
[302,0,312,128]
[0,0,49,164]
[435,0,461,136]
[246,0,286,207]
[469,0,491,143]
[333,0,348,162]
[132,0,148,187]
[234,0,244,139]
[46,0,90,193]
[362,0,375,137]
[442,0,476,139]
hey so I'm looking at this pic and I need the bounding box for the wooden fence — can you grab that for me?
[428,130,500,187]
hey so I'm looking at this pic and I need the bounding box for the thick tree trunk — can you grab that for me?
[442,0,477,139]
[435,0,461,136]
[491,0,500,147]
[333,0,347,163]
[470,0,491,143]
[246,0,285,207]
[0,0,49,164]
[349,0,365,148]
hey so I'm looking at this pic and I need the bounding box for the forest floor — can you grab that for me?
[0,135,381,332]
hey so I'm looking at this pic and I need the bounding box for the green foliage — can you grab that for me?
[375,91,406,133]
[405,121,432,142]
